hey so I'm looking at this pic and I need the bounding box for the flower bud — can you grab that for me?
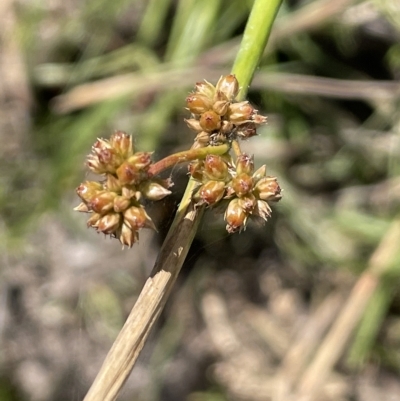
[140,181,171,201]
[97,213,121,234]
[199,110,221,133]
[236,154,254,175]
[197,181,225,205]
[110,131,134,158]
[113,196,131,213]
[76,181,103,203]
[89,191,117,214]
[185,118,202,132]
[254,176,282,202]
[204,154,229,181]
[186,94,213,114]
[224,198,247,233]
[228,101,254,125]
[215,75,239,101]
[231,173,253,197]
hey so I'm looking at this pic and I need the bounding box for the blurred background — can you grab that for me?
[1,0,400,400]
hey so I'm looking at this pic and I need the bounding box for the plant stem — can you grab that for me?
[232,0,283,100]
[83,0,283,399]
[149,143,229,176]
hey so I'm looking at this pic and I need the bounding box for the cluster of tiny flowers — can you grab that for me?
[189,154,281,233]
[74,131,171,247]
[185,74,267,148]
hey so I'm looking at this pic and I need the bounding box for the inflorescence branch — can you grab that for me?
[75,74,282,247]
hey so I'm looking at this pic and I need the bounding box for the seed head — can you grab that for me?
[186,94,213,114]
[186,75,267,146]
[199,110,222,133]
[203,154,230,181]
[225,198,247,233]
[195,180,226,206]
[254,176,282,202]
[215,74,239,101]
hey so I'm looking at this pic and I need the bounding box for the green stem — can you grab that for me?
[149,144,229,176]
[232,0,283,100]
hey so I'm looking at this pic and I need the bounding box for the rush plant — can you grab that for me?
[79,0,284,400]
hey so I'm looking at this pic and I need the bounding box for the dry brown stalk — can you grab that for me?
[83,181,204,401]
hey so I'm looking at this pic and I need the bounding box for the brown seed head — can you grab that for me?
[231,173,254,197]
[236,154,254,175]
[197,181,226,206]
[97,213,121,234]
[186,94,213,114]
[89,191,117,214]
[123,206,155,231]
[254,176,282,202]
[76,181,103,203]
[113,195,131,213]
[203,154,229,181]
[228,101,254,125]
[116,161,141,185]
[225,198,247,233]
[215,75,239,101]
[199,110,222,133]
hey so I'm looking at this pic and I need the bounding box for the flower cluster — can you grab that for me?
[189,154,281,233]
[75,75,282,247]
[185,74,267,147]
[75,131,171,247]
